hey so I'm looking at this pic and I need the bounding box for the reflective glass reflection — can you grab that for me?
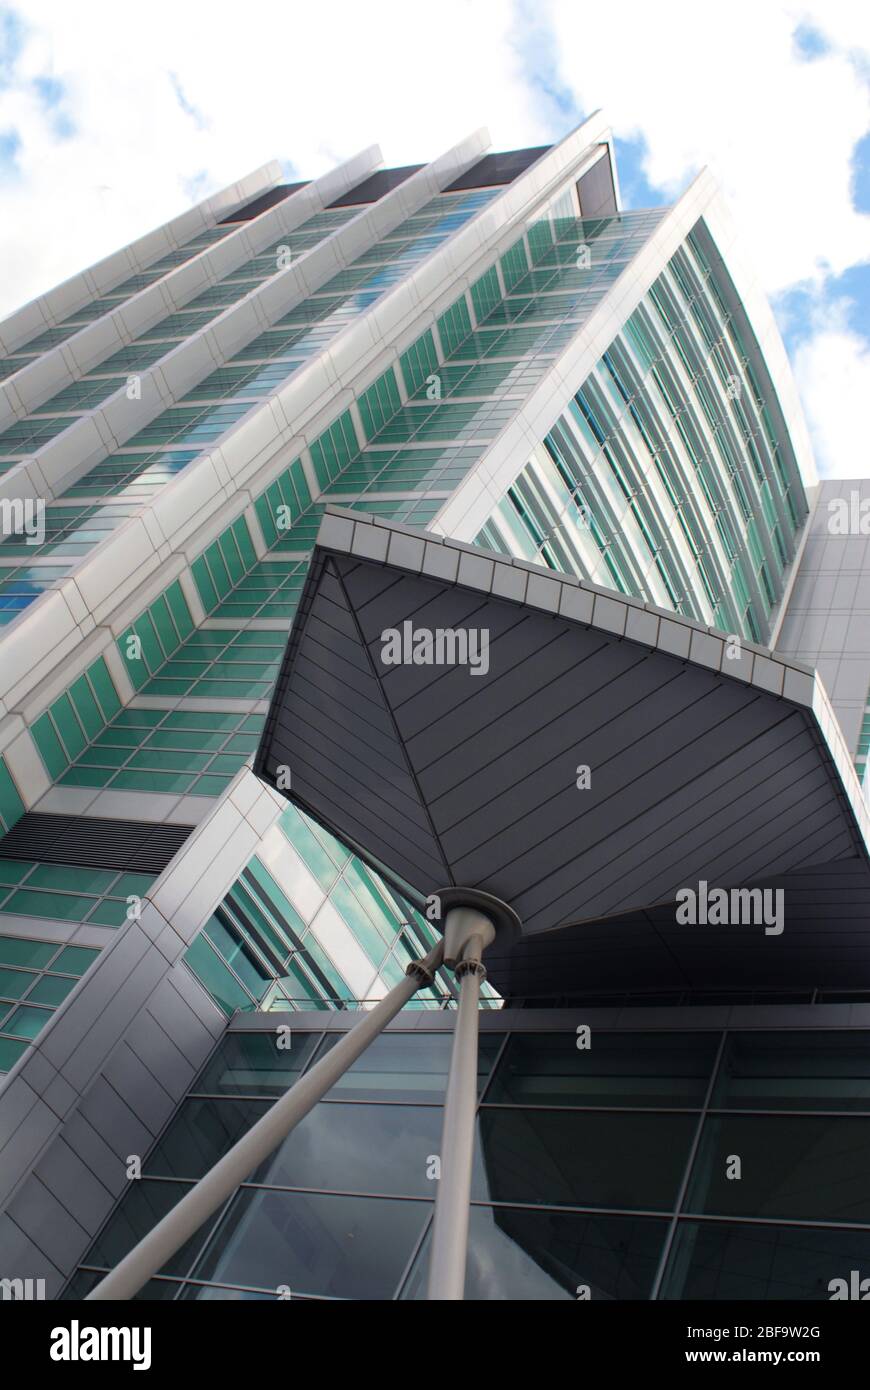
[661,1220,870,1300]
[403,1205,668,1300]
[312,1029,503,1102]
[88,1179,219,1278]
[477,1109,695,1210]
[192,1031,322,1096]
[712,1032,870,1112]
[686,1115,870,1223]
[73,1024,870,1301]
[487,1031,717,1108]
[190,1189,430,1299]
[147,1097,270,1179]
[258,1101,453,1197]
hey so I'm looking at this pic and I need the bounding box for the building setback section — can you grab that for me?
[255,507,870,995]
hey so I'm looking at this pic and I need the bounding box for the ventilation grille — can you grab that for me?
[218,182,308,223]
[0,814,194,873]
[327,166,423,208]
[443,146,550,192]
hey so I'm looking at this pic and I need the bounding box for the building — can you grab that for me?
[0,114,868,1302]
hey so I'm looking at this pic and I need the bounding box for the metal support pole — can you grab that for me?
[87,941,444,1301]
[427,907,494,1300]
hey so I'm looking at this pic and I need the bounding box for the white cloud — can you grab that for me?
[538,0,870,478]
[0,0,867,476]
[793,296,870,476]
[542,0,870,294]
[0,0,541,316]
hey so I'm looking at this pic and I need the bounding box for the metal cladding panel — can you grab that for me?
[487,862,870,996]
[258,550,451,889]
[255,520,870,992]
[576,150,618,217]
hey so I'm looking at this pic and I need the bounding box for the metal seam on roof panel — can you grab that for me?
[330,556,454,885]
[254,509,870,991]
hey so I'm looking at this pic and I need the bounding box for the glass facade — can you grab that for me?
[2,183,670,1051]
[476,225,808,645]
[0,190,496,620]
[0,858,152,1071]
[66,1024,870,1301]
[0,183,517,1062]
[0,934,101,1075]
[0,223,239,384]
[0,209,360,467]
[183,803,500,1014]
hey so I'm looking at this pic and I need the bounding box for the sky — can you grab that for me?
[0,0,867,477]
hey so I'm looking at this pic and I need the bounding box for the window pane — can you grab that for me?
[25,975,76,1006]
[259,1101,448,1198]
[3,1005,50,1039]
[312,1030,503,1102]
[190,1190,429,1299]
[477,1109,695,1211]
[403,1206,668,1300]
[0,967,35,1000]
[712,1032,870,1112]
[149,1097,449,1198]
[488,1031,718,1108]
[89,1180,221,1279]
[147,1097,269,1179]
[661,1220,870,1301]
[192,1031,321,1096]
[686,1115,870,1223]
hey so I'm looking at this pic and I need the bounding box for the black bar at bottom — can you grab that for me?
[7,1296,867,1376]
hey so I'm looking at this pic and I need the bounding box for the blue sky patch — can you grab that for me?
[852,131,870,214]
[793,22,831,61]
[169,72,208,130]
[0,7,24,88]
[613,134,671,209]
[33,73,75,139]
[776,264,870,355]
[0,124,20,179]
[510,0,581,133]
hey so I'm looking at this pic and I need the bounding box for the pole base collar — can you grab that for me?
[432,887,521,968]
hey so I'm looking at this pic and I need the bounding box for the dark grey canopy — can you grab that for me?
[256,508,870,994]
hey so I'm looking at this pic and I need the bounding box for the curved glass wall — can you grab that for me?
[477,222,809,645]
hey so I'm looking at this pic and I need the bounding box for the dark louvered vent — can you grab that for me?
[327,165,423,208]
[0,814,194,873]
[443,146,550,192]
[218,182,309,224]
